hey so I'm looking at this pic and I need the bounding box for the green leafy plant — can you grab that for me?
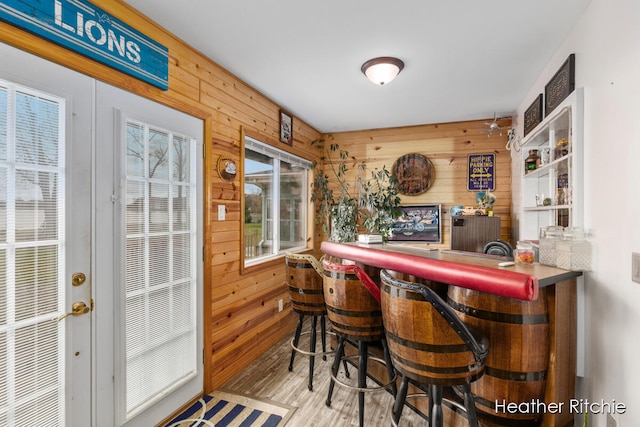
[310,136,401,242]
[357,166,401,238]
[310,136,361,242]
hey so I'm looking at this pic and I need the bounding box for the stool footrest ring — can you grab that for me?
[330,354,397,393]
[290,331,337,357]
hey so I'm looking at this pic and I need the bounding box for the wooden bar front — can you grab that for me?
[321,242,580,427]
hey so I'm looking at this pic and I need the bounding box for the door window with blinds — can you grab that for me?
[243,136,311,266]
[0,81,65,425]
[121,118,198,419]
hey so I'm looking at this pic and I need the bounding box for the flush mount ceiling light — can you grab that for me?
[361,57,405,86]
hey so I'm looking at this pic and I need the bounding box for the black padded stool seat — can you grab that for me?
[322,257,396,427]
[285,253,333,391]
[380,269,489,427]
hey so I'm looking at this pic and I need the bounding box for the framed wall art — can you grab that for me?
[279,109,293,145]
[392,153,435,196]
[545,53,575,117]
[523,94,543,136]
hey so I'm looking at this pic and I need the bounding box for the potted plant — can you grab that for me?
[311,136,401,242]
[310,136,361,242]
[357,166,401,240]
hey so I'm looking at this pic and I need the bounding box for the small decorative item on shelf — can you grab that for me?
[540,147,551,165]
[514,241,535,264]
[555,138,569,159]
[525,149,540,173]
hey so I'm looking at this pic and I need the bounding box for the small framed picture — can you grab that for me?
[523,94,543,136]
[279,110,293,145]
[545,53,575,117]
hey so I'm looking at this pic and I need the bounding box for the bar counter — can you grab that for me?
[321,241,581,427]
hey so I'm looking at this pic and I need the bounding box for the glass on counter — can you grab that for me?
[539,226,563,267]
[556,227,592,271]
[514,241,535,265]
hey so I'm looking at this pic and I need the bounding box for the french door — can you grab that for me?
[95,83,204,427]
[0,42,94,427]
[0,42,203,427]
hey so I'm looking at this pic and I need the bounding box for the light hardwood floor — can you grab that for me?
[221,318,438,427]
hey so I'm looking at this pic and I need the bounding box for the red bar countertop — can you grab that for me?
[320,242,582,301]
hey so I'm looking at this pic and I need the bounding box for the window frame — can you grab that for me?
[241,132,312,269]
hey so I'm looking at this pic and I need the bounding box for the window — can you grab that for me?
[123,119,198,418]
[1,80,66,426]
[244,136,311,266]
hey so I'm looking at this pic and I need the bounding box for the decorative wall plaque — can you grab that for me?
[217,155,237,182]
[523,94,543,136]
[392,153,435,196]
[545,54,575,117]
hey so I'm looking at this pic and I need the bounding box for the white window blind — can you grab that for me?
[0,80,66,427]
[123,120,197,418]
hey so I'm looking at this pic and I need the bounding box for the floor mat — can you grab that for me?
[163,389,296,427]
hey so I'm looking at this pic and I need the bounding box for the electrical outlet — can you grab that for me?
[218,205,226,221]
[607,413,617,427]
[633,252,640,283]
[278,299,283,312]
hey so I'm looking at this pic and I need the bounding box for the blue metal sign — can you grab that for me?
[0,0,169,90]
[467,153,495,191]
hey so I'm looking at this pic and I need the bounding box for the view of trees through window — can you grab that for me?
[243,137,311,264]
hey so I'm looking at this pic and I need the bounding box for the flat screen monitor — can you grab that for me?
[387,204,442,243]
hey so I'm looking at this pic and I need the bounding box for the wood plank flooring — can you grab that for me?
[220,319,433,427]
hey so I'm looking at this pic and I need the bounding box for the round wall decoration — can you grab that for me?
[392,153,435,196]
[217,155,237,182]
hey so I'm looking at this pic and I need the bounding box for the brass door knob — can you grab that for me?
[58,301,90,321]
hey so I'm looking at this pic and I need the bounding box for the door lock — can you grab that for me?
[58,301,91,321]
[72,272,86,286]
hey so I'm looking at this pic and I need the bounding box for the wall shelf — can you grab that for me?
[519,88,583,240]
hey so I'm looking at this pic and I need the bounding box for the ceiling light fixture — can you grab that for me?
[361,57,405,86]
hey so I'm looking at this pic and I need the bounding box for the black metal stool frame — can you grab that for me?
[286,253,336,392]
[380,269,488,427]
[323,260,397,427]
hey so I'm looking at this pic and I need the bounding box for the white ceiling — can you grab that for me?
[124,0,591,133]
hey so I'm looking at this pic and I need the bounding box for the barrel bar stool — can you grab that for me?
[322,257,397,427]
[380,269,489,427]
[285,253,335,391]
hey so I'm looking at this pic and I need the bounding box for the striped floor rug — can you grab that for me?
[164,389,295,427]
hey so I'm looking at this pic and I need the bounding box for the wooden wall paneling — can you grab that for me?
[328,119,513,248]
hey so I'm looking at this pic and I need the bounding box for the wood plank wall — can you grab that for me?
[0,1,319,391]
[324,120,513,252]
[0,0,512,392]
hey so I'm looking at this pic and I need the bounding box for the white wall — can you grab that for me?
[511,0,640,425]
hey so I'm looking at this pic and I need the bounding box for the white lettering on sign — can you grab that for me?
[54,0,141,63]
